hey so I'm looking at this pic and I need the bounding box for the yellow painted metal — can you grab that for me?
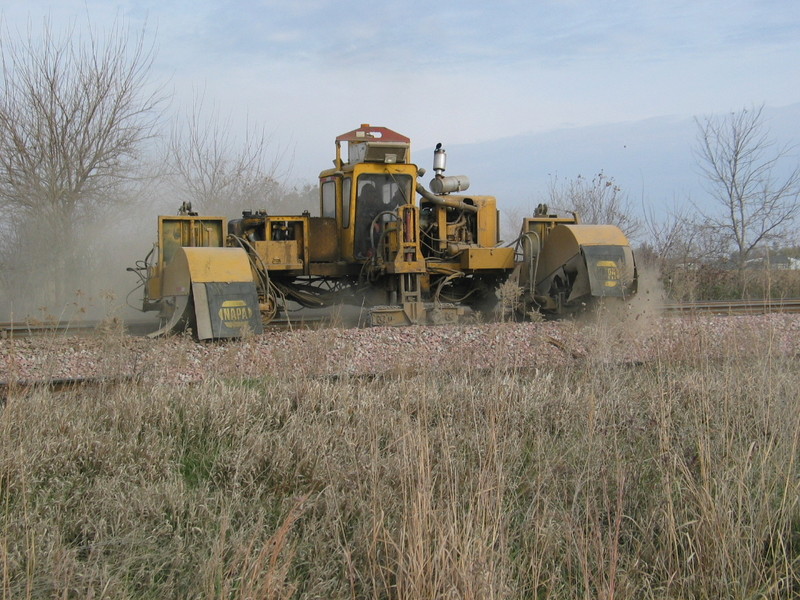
[322,162,419,262]
[536,223,633,287]
[308,217,339,262]
[369,307,412,326]
[459,247,516,270]
[141,125,640,333]
[473,197,501,247]
[145,269,163,304]
[162,247,253,296]
[254,240,304,271]
[182,247,252,282]
[560,224,630,246]
[149,215,229,301]
[158,215,226,265]
[384,205,427,274]
[519,214,580,251]
[369,303,464,326]
[227,214,311,274]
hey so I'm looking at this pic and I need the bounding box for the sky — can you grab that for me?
[3,0,800,183]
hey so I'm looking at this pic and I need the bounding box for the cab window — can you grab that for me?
[342,177,352,228]
[321,180,336,218]
[354,173,412,258]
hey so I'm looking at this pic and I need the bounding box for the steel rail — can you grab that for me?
[0,321,101,338]
[0,316,323,339]
[3,299,799,339]
[0,375,137,401]
[659,298,800,315]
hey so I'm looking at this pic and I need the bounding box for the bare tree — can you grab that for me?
[0,19,164,311]
[167,96,287,217]
[641,201,694,269]
[547,172,641,239]
[640,199,738,301]
[694,105,800,270]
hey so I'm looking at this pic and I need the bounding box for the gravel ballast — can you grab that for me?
[2,314,799,385]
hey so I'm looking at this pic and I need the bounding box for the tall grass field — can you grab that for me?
[1,317,799,599]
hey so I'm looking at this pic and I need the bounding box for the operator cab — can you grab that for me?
[319,124,418,261]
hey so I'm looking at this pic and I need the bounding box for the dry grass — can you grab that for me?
[1,318,799,599]
[663,266,800,302]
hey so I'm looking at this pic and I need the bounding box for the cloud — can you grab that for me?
[4,0,800,182]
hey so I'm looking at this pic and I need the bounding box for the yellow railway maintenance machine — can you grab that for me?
[131,124,637,338]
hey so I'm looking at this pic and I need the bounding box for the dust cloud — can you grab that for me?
[566,265,668,360]
[0,199,170,327]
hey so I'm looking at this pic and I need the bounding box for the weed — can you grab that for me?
[1,322,798,598]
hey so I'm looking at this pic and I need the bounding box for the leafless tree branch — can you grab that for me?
[167,93,288,216]
[547,171,641,239]
[0,18,165,309]
[694,104,800,269]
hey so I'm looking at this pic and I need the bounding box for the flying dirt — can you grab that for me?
[128,125,638,339]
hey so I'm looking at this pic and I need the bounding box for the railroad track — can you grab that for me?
[659,298,800,315]
[0,320,101,338]
[0,375,136,401]
[0,319,160,338]
[0,315,324,339]
[2,299,799,339]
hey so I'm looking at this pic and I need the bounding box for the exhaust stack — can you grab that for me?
[429,143,470,194]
